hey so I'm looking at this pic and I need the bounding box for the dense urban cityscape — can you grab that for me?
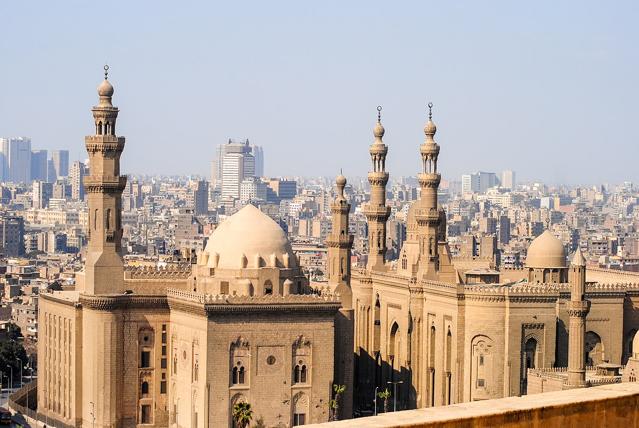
[3,2,639,428]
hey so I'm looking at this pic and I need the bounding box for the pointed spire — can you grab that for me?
[571,248,586,266]
[104,64,109,80]
[373,105,385,139]
[424,101,437,138]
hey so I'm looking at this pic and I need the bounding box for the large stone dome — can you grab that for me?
[203,204,297,269]
[526,230,566,269]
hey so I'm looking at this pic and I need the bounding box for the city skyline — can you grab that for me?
[2,1,638,184]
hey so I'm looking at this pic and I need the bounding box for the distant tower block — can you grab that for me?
[363,106,391,271]
[83,65,127,294]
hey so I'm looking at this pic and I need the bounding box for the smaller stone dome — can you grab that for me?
[336,174,347,186]
[373,121,385,138]
[98,79,114,97]
[424,119,437,136]
[526,230,566,268]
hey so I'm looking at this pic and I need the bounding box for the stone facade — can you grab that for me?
[352,106,639,413]
[35,70,353,428]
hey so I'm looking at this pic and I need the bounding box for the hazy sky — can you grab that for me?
[1,1,638,184]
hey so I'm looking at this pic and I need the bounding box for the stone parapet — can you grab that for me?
[305,382,639,428]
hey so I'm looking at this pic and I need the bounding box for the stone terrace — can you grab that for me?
[307,382,639,428]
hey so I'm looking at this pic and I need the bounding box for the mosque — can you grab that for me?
[35,69,353,427]
[30,67,639,428]
[351,101,639,411]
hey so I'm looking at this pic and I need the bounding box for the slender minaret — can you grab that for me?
[327,174,355,418]
[83,65,126,294]
[416,103,441,278]
[364,106,390,271]
[327,173,354,308]
[566,248,590,388]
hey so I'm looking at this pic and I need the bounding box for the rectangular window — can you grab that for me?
[160,380,167,394]
[161,358,167,369]
[162,332,167,343]
[140,351,151,368]
[162,345,167,356]
[479,355,484,366]
[293,413,306,426]
[141,404,152,424]
[477,379,485,387]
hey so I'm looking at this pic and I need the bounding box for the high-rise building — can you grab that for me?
[69,160,86,201]
[51,149,70,178]
[461,171,500,194]
[31,149,48,181]
[251,143,264,177]
[499,215,511,244]
[32,181,53,209]
[46,159,56,183]
[221,149,255,200]
[267,179,297,202]
[240,177,267,203]
[501,170,516,190]
[193,180,209,215]
[0,214,25,257]
[0,137,32,183]
[212,139,262,185]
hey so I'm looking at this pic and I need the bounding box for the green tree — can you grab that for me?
[231,401,253,428]
[330,384,346,421]
[377,388,391,413]
[0,323,28,385]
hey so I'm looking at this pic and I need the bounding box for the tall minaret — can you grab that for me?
[566,248,590,388]
[83,65,126,294]
[326,173,354,308]
[416,103,441,279]
[364,106,390,272]
[327,173,355,419]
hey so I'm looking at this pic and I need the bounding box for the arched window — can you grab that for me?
[525,338,537,371]
[300,365,307,383]
[194,361,199,382]
[238,366,245,384]
[294,365,301,383]
[97,122,103,135]
[585,331,604,366]
[173,355,178,374]
[264,280,273,295]
[94,209,98,230]
[232,366,238,385]
[141,381,149,395]
[402,254,407,270]
[373,297,381,356]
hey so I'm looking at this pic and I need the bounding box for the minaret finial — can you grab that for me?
[377,105,382,122]
[428,102,433,120]
[104,64,109,80]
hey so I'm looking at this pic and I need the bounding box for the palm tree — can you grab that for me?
[377,388,391,413]
[330,384,346,421]
[232,402,253,428]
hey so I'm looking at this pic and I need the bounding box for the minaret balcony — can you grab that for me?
[326,235,354,248]
[84,176,127,193]
[418,173,441,188]
[362,204,391,220]
[367,171,389,186]
[414,208,440,223]
[567,300,590,317]
[420,143,440,156]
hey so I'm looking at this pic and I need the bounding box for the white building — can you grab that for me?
[221,151,255,200]
[240,177,267,203]
[501,170,516,190]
